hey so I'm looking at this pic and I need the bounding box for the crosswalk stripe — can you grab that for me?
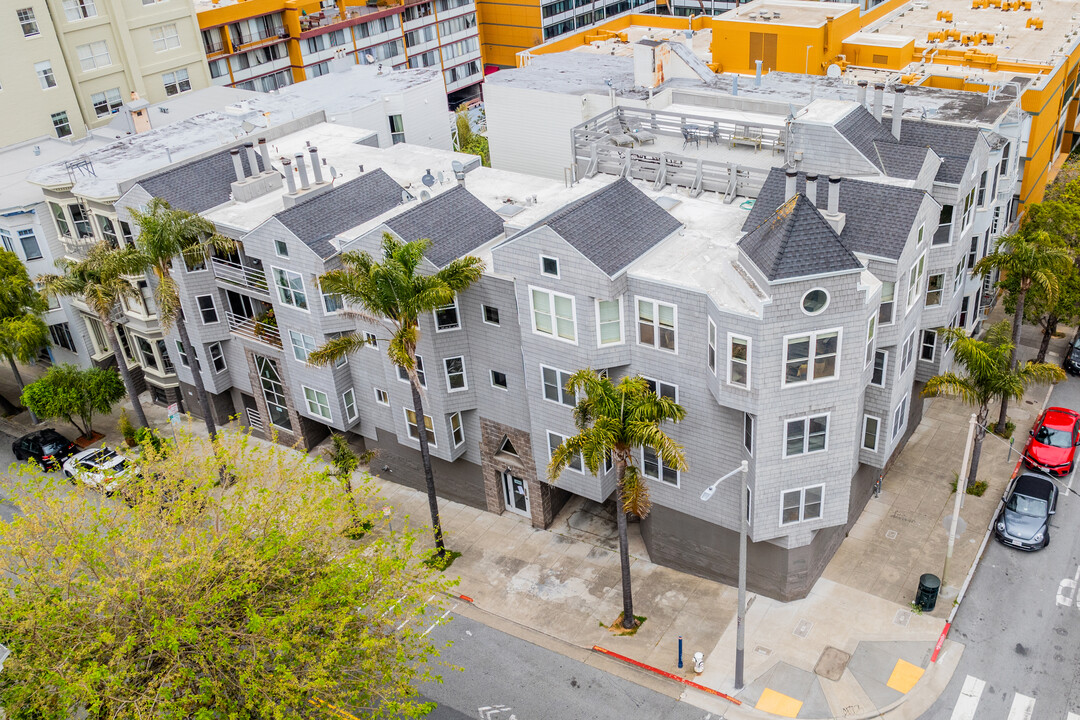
[1006,693,1036,720]
[1067,713,1080,720]
[949,675,985,720]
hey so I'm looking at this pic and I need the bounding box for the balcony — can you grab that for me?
[226,311,281,349]
[211,256,271,299]
[60,235,96,259]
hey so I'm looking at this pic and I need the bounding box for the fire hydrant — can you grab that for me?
[693,651,705,674]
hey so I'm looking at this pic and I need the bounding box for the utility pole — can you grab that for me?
[943,413,978,586]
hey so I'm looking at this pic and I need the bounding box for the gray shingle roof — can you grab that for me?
[891,118,982,185]
[742,168,928,260]
[275,169,404,258]
[873,140,929,180]
[384,185,504,267]
[832,106,935,181]
[513,179,682,276]
[138,146,264,213]
[835,106,892,173]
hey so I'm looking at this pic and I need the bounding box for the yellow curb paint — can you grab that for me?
[755,688,803,718]
[886,658,925,694]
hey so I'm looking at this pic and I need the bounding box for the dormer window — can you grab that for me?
[541,256,559,277]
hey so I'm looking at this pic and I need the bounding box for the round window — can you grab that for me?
[802,289,829,315]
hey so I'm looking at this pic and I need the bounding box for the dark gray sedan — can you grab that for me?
[994,472,1058,551]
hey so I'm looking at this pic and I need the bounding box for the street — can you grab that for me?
[0,427,21,522]
[919,371,1080,720]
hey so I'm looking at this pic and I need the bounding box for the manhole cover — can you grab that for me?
[885,529,898,540]
[814,646,851,681]
[755,646,773,657]
[893,609,911,627]
[793,619,813,638]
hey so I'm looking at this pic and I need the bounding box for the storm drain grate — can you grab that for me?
[893,609,912,626]
[885,529,899,540]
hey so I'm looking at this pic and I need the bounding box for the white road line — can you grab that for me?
[1067,712,1080,720]
[421,602,458,638]
[1006,692,1035,720]
[949,675,985,720]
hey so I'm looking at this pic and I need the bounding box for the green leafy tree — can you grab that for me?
[453,104,489,167]
[0,426,450,719]
[0,250,50,420]
[973,230,1071,432]
[309,233,483,558]
[20,363,125,439]
[999,242,1080,363]
[325,432,366,536]
[548,370,686,629]
[37,242,150,428]
[921,321,1064,485]
[127,198,235,440]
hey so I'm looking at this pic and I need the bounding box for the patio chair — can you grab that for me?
[625,120,657,146]
[681,127,700,150]
[607,121,635,147]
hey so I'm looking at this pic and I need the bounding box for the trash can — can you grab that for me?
[915,573,940,612]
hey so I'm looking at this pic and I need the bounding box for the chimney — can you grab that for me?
[856,80,868,107]
[295,152,310,190]
[824,176,846,234]
[230,148,244,183]
[873,83,885,122]
[258,138,271,169]
[244,142,258,176]
[309,146,324,184]
[283,158,296,194]
[785,168,798,201]
[755,59,763,86]
[891,85,906,140]
[805,173,819,204]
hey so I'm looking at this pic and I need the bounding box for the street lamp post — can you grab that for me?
[700,459,750,689]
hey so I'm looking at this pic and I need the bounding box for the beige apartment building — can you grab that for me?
[1,0,211,145]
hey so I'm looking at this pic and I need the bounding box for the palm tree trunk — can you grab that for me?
[103,316,149,428]
[176,314,217,441]
[409,370,445,555]
[614,476,635,629]
[8,355,39,424]
[997,290,1027,432]
[1036,313,1057,364]
[967,421,986,486]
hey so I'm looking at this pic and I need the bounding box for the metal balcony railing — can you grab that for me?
[225,311,282,349]
[211,257,271,298]
[60,236,96,258]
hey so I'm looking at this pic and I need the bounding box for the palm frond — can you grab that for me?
[308,333,372,368]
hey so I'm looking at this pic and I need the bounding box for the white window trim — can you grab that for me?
[864,315,876,369]
[642,376,678,403]
[289,329,316,363]
[539,364,575,407]
[801,288,830,316]
[322,293,343,315]
[490,369,508,390]
[862,414,880,452]
[879,281,896,327]
[343,388,358,422]
[635,296,678,354]
[302,385,332,421]
[921,329,937,363]
[783,413,830,459]
[641,445,680,487]
[528,285,577,345]
[727,332,751,388]
[433,295,460,333]
[906,252,926,310]
[540,255,560,278]
[779,484,825,526]
[594,297,624,347]
[443,355,468,392]
[870,350,889,388]
[374,388,390,406]
[900,328,917,374]
[271,265,310,313]
[274,239,289,258]
[450,411,465,448]
[208,341,227,373]
[781,328,843,387]
[363,331,378,348]
[547,430,582,474]
[892,394,910,440]
[404,407,436,446]
[925,273,945,308]
[707,317,717,375]
[397,355,426,387]
[953,258,965,295]
[481,304,500,326]
[743,412,754,456]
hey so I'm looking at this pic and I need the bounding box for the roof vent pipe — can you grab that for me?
[732,74,739,96]
[891,85,906,140]
[785,168,798,201]
[755,59,763,86]
[258,138,271,171]
[805,173,819,204]
[873,83,885,122]
[295,152,310,190]
[856,80,868,107]
[828,176,841,215]
[244,142,258,177]
[309,147,324,184]
[230,149,244,183]
[282,158,296,194]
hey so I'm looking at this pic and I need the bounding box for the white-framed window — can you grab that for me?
[743,412,754,455]
[363,331,378,348]
[920,329,937,362]
[906,254,926,309]
[871,350,888,387]
[636,298,677,352]
[643,377,677,401]
[195,295,218,324]
[343,388,358,421]
[925,274,944,307]
[76,41,110,71]
[707,318,717,374]
[443,356,467,391]
[162,68,191,95]
[256,355,290,430]
[304,387,332,420]
[322,293,343,314]
[434,296,460,331]
[374,388,389,406]
[596,298,623,345]
[273,267,307,309]
[51,111,72,138]
[530,287,576,343]
[934,205,954,246]
[35,61,56,89]
[547,431,582,472]
[208,342,226,372]
[784,414,829,458]
[801,288,829,315]
[150,23,181,52]
[289,329,316,362]
[18,229,42,260]
[275,239,289,257]
[900,329,916,373]
[450,412,464,448]
[892,394,910,440]
[540,256,559,277]
[953,258,965,295]
[491,370,508,389]
[862,415,880,451]
[540,365,575,406]
[878,281,895,325]
[174,339,192,368]
[783,329,840,385]
[397,355,426,387]
[49,323,76,352]
[864,315,877,368]
[405,409,435,445]
[90,87,122,117]
[17,8,39,36]
[482,305,500,325]
[62,0,96,22]
[642,445,679,486]
[728,333,751,387]
[917,224,926,245]
[780,485,824,525]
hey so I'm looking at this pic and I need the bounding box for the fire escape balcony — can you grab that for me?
[225,311,282,349]
[211,257,271,300]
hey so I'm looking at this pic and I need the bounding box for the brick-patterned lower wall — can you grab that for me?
[177,380,236,427]
[478,417,570,529]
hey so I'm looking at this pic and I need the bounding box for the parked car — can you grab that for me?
[1064,337,1080,376]
[11,429,77,471]
[1022,406,1080,477]
[994,472,1058,551]
[62,447,137,496]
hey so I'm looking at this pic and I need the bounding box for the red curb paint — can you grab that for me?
[458,594,474,603]
[592,645,742,705]
[931,622,950,663]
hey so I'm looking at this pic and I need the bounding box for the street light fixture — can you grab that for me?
[700,459,750,689]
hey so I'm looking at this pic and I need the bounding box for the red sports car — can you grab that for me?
[1022,407,1080,477]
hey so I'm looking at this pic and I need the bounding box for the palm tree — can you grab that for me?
[0,250,50,421]
[38,242,150,428]
[308,233,484,557]
[922,321,1064,485]
[973,230,1071,432]
[548,371,686,630]
[127,198,235,440]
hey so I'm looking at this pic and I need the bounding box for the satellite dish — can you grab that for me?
[329,166,338,179]
[365,53,376,64]
[826,64,842,78]
[451,160,464,173]
[400,189,412,203]
[420,190,431,201]
[438,170,446,184]
[421,168,436,187]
